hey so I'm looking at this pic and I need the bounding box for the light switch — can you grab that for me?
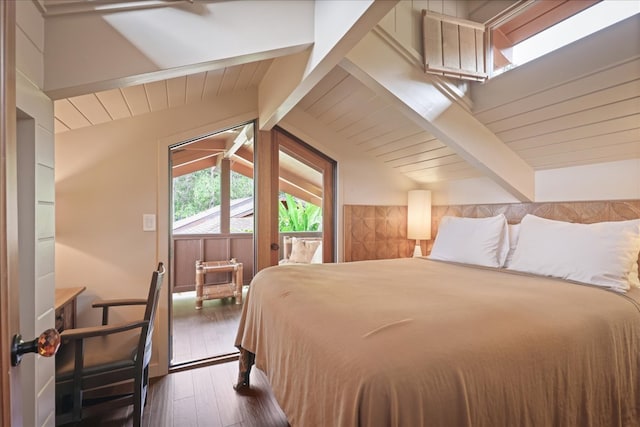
[143,214,156,232]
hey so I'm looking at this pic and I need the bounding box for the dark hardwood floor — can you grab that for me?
[60,362,289,427]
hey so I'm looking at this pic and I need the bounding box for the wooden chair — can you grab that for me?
[55,263,165,426]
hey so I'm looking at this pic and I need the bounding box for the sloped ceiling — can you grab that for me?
[52,2,640,191]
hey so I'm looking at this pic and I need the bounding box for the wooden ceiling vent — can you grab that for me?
[422,10,487,82]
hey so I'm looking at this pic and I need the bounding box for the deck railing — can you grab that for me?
[171,231,322,293]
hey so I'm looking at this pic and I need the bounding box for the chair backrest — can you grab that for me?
[139,263,165,365]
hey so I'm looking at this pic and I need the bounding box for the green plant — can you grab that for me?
[278,193,321,232]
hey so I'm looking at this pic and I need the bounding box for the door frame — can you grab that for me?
[1,1,21,424]
[273,127,336,264]
[255,127,337,271]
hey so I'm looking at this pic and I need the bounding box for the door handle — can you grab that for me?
[270,243,280,251]
[11,328,60,367]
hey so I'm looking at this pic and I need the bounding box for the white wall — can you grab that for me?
[535,159,640,202]
[431,158,640,205]
[16,0,56,425]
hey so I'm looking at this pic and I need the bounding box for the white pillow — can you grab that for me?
[503,223,521,268]
[289,238,322,263]
[508,215,640,292]
[310,243,323,264]
[429,214,509,268]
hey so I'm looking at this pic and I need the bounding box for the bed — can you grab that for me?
[234,214,640,427]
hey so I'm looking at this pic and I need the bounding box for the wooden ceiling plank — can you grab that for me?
[298,66,350,111]
[377,139,445,162]
[328,91,387,131]
[344,30,534,201]
[219,65,244,96]
[349,109,409,144]
[305,74,359,118]
[316,78,380,125]
[258,1,399,130]
[528,141,640,169]
[201,68,226,100]
[339,105,397,140]
[54,98,91,129]
[507,114,640,151]
[390,147,458,170]
[519,128,640,163]
[475,59,640,123]
[95,88,131,120]
[235,61,260,91]
[350,121,404,146]
[167,76,187,109]
[363,129,430,153]
[121,84,150,116]
[367,132,439,156]
[186,72,207,104]
[144,80,168,112]
[497,98,640,143]
[54,117,70,133]
[67,93,111,125]
[487,80,640,134]
[249,59,273,87]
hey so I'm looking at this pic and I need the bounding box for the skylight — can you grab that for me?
[497,0,639,75]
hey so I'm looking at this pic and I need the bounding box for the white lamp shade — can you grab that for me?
[407,190,431,240]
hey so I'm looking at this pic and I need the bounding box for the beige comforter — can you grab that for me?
[235,258,640,427]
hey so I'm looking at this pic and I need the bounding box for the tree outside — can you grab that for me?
[173,168,253,221]
[173,167,321,233]
[278,193,322,232]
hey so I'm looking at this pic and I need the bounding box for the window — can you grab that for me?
[490,0,639,76]
[171,123,255,234]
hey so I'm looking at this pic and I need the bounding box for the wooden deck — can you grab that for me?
[171,289,246,366]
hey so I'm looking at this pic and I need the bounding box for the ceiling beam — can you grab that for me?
[342,30,535,202]
[172,144,322,205]
[172,156,218,178]
[224,124,253,159]
[231,155,322,206]
[258,0,399,131]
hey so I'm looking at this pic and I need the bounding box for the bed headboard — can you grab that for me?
[344,200,640,267]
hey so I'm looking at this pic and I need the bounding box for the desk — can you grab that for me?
[195,260,243,309]
[55,287,86,332]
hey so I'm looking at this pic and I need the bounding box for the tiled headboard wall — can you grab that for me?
[344,205,411,262]
[344,200,640,263]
